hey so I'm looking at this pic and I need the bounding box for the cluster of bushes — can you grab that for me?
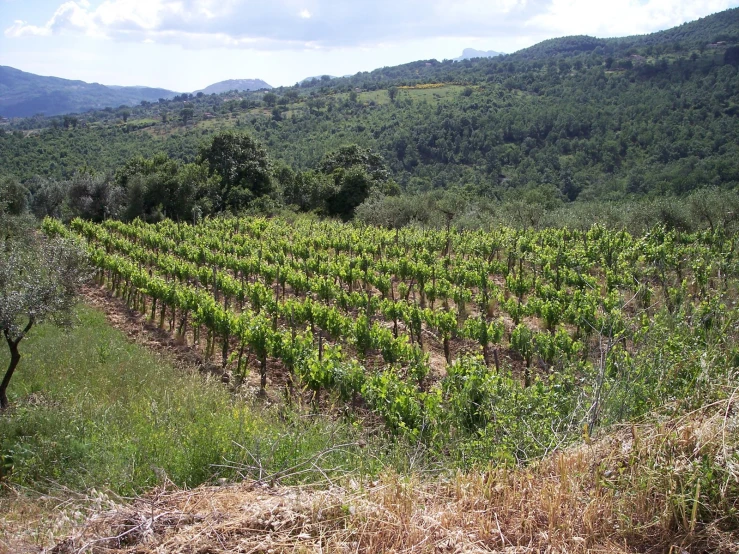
[0,134,399,225]
[355,185,739,234]
[5,126,739,235]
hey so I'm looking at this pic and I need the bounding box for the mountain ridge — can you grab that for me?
[195,79,272,95]
[453,48,503,61]
[3,7,736,118]
[0,65,178,118]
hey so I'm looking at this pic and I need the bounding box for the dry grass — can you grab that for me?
[29,397,738,554]
[0,486,122,554]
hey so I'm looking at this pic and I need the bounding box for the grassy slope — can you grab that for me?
[0,305,399,497]
[0,298,737,552]
[46,400,739,553]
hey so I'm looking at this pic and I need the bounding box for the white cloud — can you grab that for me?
[435,0,528,20]
[526,0,738,37]
[4,0,738,50]
[5,20,50,37]
[4,1,100,38]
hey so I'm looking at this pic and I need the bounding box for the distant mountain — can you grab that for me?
[0,65,177,118]
[454,48,503,61]
[300,75,338,83]
[195,79,272,95]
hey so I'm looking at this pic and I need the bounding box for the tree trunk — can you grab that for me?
[177,313,187,342]
[221,333,229,368]
[2,321,33,411]
[443,337,451,365]
[0,341,21,411]
[482,343,490,367]
[259,356,267,395]
[237,344,245,377]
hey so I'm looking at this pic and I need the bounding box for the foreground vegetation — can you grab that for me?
[40,215,739,465]
[1,209,737,551]
[50,399,739,553]
[0,305,405,497]
[1,305,737,552]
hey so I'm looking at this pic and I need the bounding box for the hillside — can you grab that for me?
[3,212,738,552]
[195,78,273,95]
[0,7,738,202]
[512,6,739,59]
[0,66,177,118]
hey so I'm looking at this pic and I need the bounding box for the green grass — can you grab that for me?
[0,305,404,495]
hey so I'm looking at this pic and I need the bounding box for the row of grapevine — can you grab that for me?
[42,215,739,455]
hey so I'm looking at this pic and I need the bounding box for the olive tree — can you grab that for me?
[0,236,90,410]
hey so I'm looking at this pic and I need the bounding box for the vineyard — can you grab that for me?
[42,216,739,464]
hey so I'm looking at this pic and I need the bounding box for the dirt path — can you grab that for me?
[81,285,235,383]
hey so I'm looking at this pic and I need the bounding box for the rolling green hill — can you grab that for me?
[1,7,738,204]
[512,7,739,60]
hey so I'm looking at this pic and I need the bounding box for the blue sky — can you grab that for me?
[1,0,738,92]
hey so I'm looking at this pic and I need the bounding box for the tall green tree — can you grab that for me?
[198,132,274,212]
[116,154,213,221]
[319,144,391,185]
[319,144,398,220]
[0,176,29,216]
[326,167,374,220]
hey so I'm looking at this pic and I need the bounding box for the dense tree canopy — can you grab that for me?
[0,8,738,219]
[198,132,274,212]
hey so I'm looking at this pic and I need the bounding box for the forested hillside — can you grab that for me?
[1,7,738,203]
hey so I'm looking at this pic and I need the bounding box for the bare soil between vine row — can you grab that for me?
[81,282,546,400]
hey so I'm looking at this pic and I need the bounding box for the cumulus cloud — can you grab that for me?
[5,0,99,37]
[526,0,737,37]
[4,0,738,49]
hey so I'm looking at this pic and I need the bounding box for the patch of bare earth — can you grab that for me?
[80,285,271,397]
[82,285,208,372]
